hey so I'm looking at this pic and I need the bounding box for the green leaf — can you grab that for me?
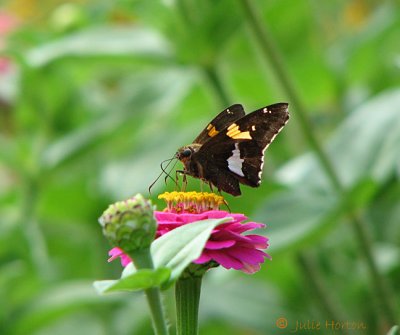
[340,177,379,211]
[255,188,339,252]
[40,68,194,172]
[255,178,379,252]
[151,217,231,284]
[278,89,400,189]
[26,26,172,67]
[386,326,399,335]
[13,281,122,335]
[93,267,170,294]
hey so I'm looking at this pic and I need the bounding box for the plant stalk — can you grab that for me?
[131,249,169,335]
[21,177,52,277]
[203,65,231,107]
[175,276,202,335]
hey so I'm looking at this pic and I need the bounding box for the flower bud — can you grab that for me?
[99,194,156,253]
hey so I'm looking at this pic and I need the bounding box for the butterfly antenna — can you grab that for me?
[148,156,176,194]
[164,157,179,186]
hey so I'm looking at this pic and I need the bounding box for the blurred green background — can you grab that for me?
[1,0,399,334]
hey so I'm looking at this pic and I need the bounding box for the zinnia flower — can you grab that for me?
[108,192,270,274]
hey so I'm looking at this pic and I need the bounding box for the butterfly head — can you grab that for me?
[176,146,192,161]
[176,144,202,164]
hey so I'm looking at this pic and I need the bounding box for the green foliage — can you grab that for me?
[0,0,399,334]
[94,268,171,294]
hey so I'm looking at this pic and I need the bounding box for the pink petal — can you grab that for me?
[108,247,132,267]
[154,212,180,221]
[204,211,247,222]
[212,229,257,244]
[241,262,261,274]
[223,222,265,233]
[156,222,184,228]
[226,247,267,265]
[194,253,212,264]
[205,240,236,250]
[108,247,123,261]
[207,251,244,270]
[119,255,133,267]
[244,234,269,248]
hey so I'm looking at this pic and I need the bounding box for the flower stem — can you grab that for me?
[203,65,231,107]
[239,0,397,326]
[175,276,202,335]
[131,249,169,335]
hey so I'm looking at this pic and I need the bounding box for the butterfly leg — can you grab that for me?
[182,174,187,191]
[223,199,231,212]
[176,169,189,192]
[175,170,183,191]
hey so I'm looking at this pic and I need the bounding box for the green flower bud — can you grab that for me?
[99,194,156,253]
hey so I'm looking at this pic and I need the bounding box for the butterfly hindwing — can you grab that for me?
[193,104,245,144]
[190,143,242,195]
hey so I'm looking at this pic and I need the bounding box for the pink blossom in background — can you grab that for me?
[0,11,18,74]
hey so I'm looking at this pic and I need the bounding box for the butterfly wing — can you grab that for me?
[193,104,245,144]
[193,103,289,194]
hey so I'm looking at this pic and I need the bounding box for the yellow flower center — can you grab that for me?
[158,191,225,213]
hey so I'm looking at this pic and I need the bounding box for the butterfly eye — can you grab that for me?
[181,148,192,157]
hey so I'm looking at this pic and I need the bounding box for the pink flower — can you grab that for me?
[108,192,270,274]
[0,11,18,74]
[108,247,132,267]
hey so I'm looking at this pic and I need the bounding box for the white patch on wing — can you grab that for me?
[227,143,244,177]
[257,153,264,184]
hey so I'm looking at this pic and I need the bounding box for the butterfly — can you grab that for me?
[175,103,289,196]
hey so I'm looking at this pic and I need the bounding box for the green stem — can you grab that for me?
[21,177,52,277]
[239,0,397,326]
[297,253,348,335]
[348,213,397,324]
[203,65,231,107]
[130,249,169,335]
[175,276,202,335]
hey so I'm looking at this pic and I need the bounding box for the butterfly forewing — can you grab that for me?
[193,104,245,144]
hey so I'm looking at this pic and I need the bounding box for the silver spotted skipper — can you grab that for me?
[176,103,289,196]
